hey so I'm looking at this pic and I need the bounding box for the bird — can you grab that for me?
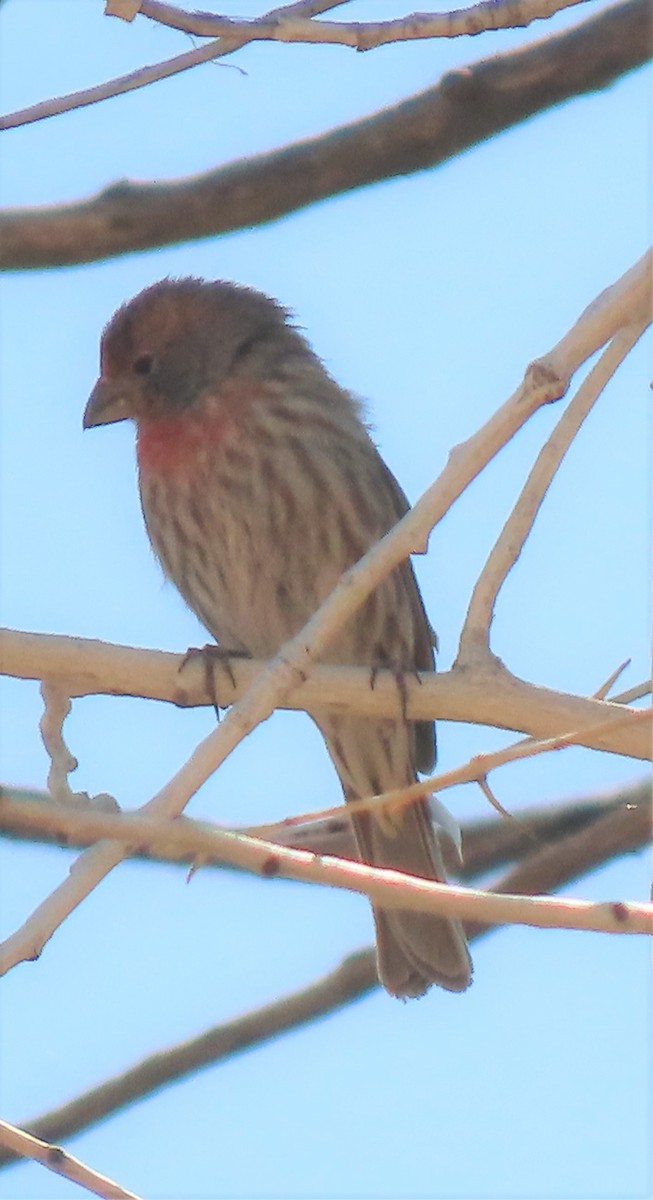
[83,277,472,998]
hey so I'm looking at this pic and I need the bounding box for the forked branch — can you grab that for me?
[0,628,649,758]
[458,313,650,662]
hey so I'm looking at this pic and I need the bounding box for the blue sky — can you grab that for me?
[0,2,651,1197]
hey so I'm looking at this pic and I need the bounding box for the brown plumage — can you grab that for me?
[84,277,472,997]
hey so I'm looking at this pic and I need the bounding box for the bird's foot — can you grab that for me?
[179,644,251,718]
[369,661,414,723]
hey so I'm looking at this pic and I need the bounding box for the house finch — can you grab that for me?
[83,278,472,998]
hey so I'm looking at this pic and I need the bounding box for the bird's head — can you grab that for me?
[83,277,298,431]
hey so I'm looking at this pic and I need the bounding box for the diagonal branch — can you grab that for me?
[0,949,379,1169]
[251,707,651,835]
[0,790,648,1168]
[0,1117,141,1199]
[1,0,649,266]
[462,788,653,937]
[0,0,348,132]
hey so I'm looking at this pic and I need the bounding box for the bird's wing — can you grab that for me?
[374,452,437,774]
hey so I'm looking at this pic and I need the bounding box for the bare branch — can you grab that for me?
[1,778,649,873]
[458,778,651,875]
[458,319,649,662]
[0,38,224,131]
[253,708,651,835]
[0,949,378,1167]
[0,1,353,132]
[0,789,648,1167]
[130,0,591,47]
[612,681,652,705]
[1,0,649,267]
[122,0,350,22]
[0,1117,142,1199]
[1,627,650,757]
[463,786,653,937]
[38,682,80,803]
[594,659,632,700]
[0,778,651,978]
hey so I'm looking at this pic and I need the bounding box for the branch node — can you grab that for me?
[522,356,567,405]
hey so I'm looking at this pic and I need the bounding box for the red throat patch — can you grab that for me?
[135,379,271,475]
[136,412,230,475]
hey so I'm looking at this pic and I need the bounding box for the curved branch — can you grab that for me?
[0,790,648,1167]
[1,0,649,268]
[458,319,650,662]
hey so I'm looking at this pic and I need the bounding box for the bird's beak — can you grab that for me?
[83,378,132,429]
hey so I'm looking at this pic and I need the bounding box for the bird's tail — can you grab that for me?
[319,715,472,998]
[356,797,472,997]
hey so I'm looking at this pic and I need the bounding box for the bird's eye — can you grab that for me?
[133,354,154,376]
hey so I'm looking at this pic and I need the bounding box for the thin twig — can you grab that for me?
[253,707,651,836]
[458,778,651,875]
[611,680,652,705]
[594,659,632,700]
[0,0,349,131]
[0,1118,141,1199]
[132,0,590,47]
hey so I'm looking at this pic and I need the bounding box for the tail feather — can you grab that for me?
[355,797,472,998]
[318,714,472,998]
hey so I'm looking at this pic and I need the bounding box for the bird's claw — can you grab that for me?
[368,661,410,724]
[179,644,251,718]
